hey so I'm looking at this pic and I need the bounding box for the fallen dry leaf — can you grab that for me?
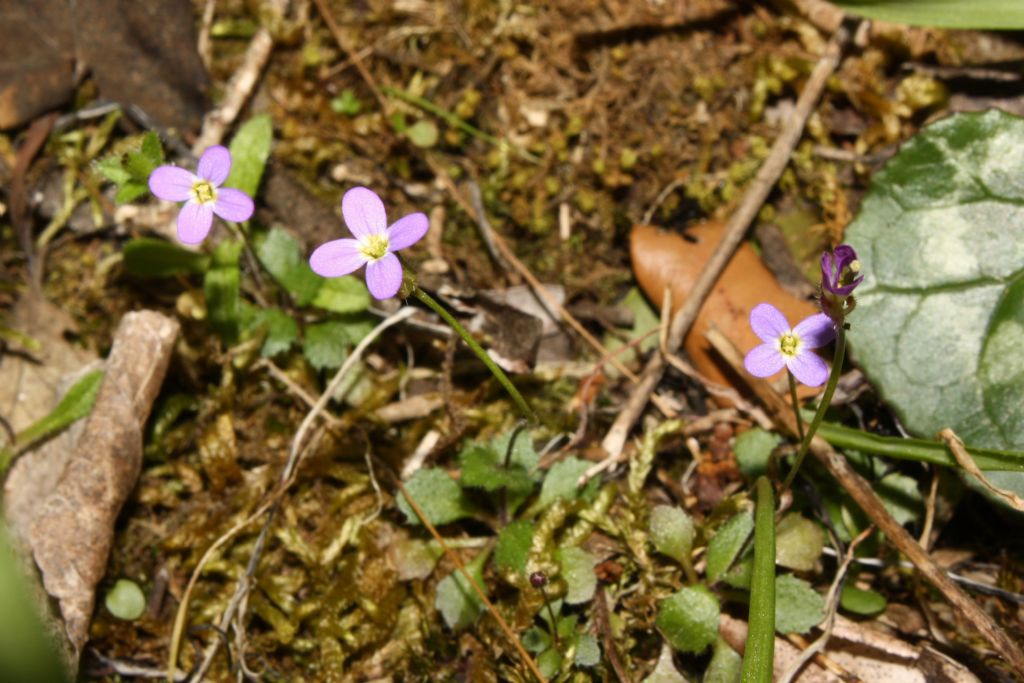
[26,310,178,662]
[631,222,821,397]
[719,613,979,682]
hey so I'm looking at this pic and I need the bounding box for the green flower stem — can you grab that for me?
[741,476,776,683]
[412,287,537,424]
[787,370,806,444]
[781,324,846,494]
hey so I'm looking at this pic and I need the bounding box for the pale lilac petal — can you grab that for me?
[387,212,429,251]
[177,201,214,244]
[212,188,254,223]
[149,166,196,202]
[342,187,387,239]
[365,252,402,299]
[744,343,785,378]
[749,303,790,343]
[787,351,829,387]
[197,145,232,186]
[792,313,835,349]
[309,239,368,277]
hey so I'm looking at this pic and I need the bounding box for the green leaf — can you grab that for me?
[256,228,323,305]
[459,444,534,494]
[123,238,210,277]
[706,510,754,582]
[302,320,349,371]
[140,131,163,166]
[494,520,534,575]
[705,637,743,683]
[833,0,1024,29]
[225,114,273,197]
[114,182,150,204]
[406,119,439,148]
[203,240,243,345]
[311,276,370,313]
[840,585,887,616]
[522,626,550,654]
[435,550,487,630]
[397,468,474,526]
[775,513,825,572]
[95,155,131,185]
[330,89,362,116]
[556,546,596,604]
[537,456,591,508]
[655,585,720,654]
[574,634,600,667]
[774,575,824,634]
[648,505,694,564]
[847,109,1024,505]
[537,648,562,678]
[104,579,146,621]
[735,428,781,480]
[14,369,103,448]
[249,308,298,357]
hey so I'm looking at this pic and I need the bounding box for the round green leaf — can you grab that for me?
[846,110,1024,502]
[655,585,720,654]
[774,575,824,634]
[649,505,694,564]
[396,468,474,526]
[556,546,596,604]
[104,579,146,621]
[406,120,439,148]
[840,585,887,616]
[775,513,824,572]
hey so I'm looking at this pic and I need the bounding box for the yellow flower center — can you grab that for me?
[359,233,390,261]
[778,333,800,358]
[192,180,217,205]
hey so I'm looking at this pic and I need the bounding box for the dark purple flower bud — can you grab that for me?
[529,571,548,588]
[821,244,863,297]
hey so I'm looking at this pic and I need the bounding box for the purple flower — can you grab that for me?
[148,146,255,244]
[821,244,863,297]
[743,303,835,387]
[309,186,429,299]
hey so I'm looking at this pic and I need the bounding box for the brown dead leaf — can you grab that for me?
[27,311,178,661]
[719,613,979,682]
[631,222,821,397]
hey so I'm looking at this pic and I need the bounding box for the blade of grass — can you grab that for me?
[741,476,775,683]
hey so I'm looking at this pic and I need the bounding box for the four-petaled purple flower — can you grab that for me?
[821,244,863,297]
[309,186,429,299]
[744,303,835,387]
[148,146,255,244]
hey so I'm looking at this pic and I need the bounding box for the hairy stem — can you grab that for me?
[781,325,847,494]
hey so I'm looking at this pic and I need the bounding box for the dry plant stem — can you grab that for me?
[704,327,1024,674]
[184,308,415,681]
[312,0,389,113]
[395,479,548,683]
[193,0,288,152]
[779,526,873,683]
[941,428,1024,512]
[599,22,852,461]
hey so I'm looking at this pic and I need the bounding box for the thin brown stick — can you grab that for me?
[598,22,853,461]
[193,0,288,153]
[941,428,1024,512]
[311,0,390,115]
[705,326,1024,673]
[394,478,547,682]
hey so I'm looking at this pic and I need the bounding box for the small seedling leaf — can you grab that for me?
[656,585,720,654]
[775,574,824,634]
[706,510,754,582]
[397,468,474,526]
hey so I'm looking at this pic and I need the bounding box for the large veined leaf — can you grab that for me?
[832,0,1024,29]
[846,109,1024,498]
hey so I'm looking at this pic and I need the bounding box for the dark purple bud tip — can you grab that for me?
[821,244,864,297]
[529,571,547,588]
